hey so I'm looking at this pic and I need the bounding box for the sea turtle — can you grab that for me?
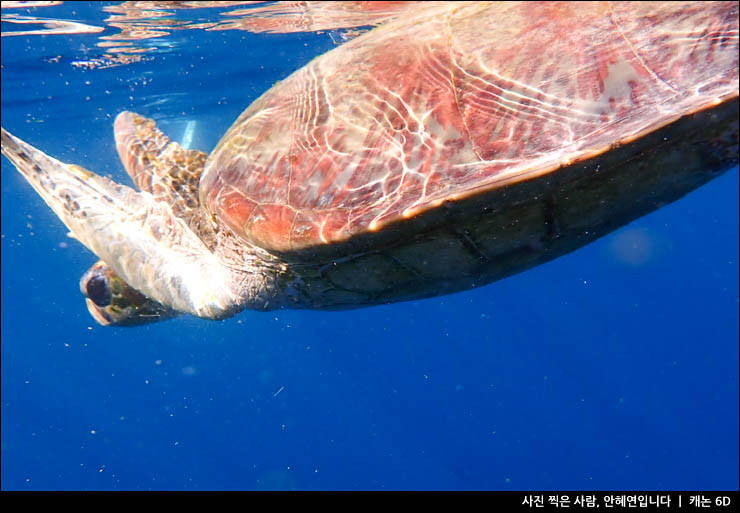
[2,1,738,326]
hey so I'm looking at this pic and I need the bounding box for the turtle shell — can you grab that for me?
[200,1,738,260]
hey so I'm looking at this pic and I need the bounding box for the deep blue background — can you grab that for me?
[1,2,738,491]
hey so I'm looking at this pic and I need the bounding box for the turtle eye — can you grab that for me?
[85,272,112,307]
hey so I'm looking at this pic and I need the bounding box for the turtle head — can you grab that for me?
[80,260,179,326]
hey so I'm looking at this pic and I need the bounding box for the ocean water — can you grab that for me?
[1,2,737,491]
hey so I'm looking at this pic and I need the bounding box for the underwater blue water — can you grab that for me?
[1,2,738,491]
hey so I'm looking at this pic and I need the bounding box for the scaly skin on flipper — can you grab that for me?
[113,111,217,247]
[1,127,246,320]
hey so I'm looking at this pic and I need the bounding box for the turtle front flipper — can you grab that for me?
[81,260,179,326]
[114,112,208,229]
[1,126,243,320]
[113,111,219,252]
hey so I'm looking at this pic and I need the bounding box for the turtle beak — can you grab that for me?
[80,262,113,308]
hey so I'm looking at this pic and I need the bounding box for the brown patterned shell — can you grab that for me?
[200,1,738,257]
